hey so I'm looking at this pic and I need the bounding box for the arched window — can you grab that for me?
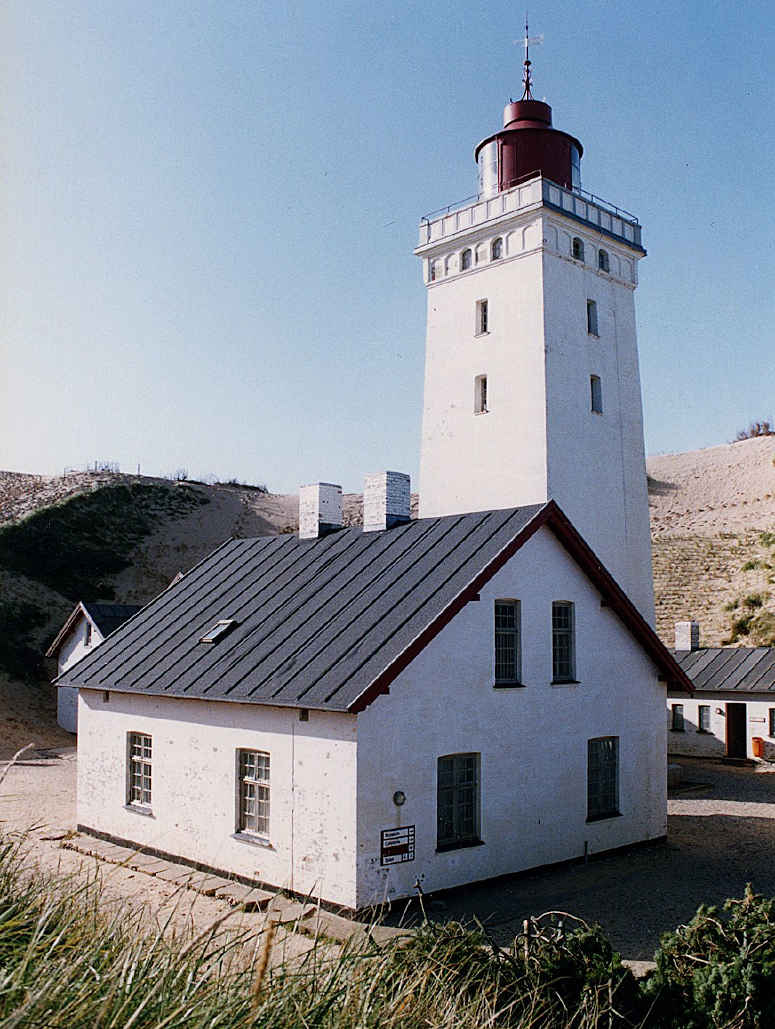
[590,375,603,414]
[598,249,610,273]
[572,237,584,261]
[461,248,472,271]
[429,260,439,282]
[491,237,503,261]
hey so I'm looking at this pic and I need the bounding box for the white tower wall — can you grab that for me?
[416,177,654,621]
[419,221,548,517]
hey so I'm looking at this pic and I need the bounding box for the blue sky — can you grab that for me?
[3,1,774,492]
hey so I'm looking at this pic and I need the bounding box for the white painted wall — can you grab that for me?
[56,614,103,734]
[77,692,359,908]
[417,196,654,623]
[666,693,775,761]
[419,217,548,517]
[355,526,666,908]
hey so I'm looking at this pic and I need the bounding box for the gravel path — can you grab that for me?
[3,751,775,963]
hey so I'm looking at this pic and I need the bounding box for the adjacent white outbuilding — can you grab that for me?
[668,621,775,762]
[46,602,140,733]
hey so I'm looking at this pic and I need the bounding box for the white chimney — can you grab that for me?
[363,471,411,533]
[675,621,700,651]
[299,483,343,540]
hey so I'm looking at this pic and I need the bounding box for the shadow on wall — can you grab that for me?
[668,712,727,757]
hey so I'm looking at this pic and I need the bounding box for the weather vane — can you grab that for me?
[515,14,543,100]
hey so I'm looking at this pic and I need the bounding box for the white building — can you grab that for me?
[668,621,775,762]
[58,68,690,911]
[46,602,140,733]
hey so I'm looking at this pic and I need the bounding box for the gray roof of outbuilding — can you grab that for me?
[83,603,143,638]
[670,647,775,693]
[57,502,692,711]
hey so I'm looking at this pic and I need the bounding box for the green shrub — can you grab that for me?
[743,593,765,609]
[741,560,761,571]
[644,886,775,1028]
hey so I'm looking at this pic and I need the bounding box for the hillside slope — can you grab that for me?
[647,435,775,647]
[2,440,774,751]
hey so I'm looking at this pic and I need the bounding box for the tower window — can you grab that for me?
[586,299,599,336]
[491,237,503,261]
[572,236,585,261]
[429,260,439,282]
[461,248,472,271]
[474,374,488,414]
[590,375,603,414]
[475,299,488,335]
[598,249,610,273]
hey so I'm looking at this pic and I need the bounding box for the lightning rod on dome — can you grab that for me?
[514,14,543,100]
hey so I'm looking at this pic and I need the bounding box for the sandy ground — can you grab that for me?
[0,748,324,967]
[4,749,775,964]
[647,434,775,538]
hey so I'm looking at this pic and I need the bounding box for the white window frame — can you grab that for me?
[494,600,521,685]
[237,749,270,839]
[475,298,489,336]
[552,601,576,683]
[437,753,480,850]
[474,374,488,414]
[587,736,619,821]
[127,732,152,808]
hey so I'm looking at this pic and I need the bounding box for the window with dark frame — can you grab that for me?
[128,732,152,808]
[769,708,775,737]
[572,236,585,261]
[437,753,479,849]
[474,374,488,414]
[476,299,489,335]
[84,621,93,646]
[494,600,521,684]
[598,249,610,273]
[590,375,603,414]
[587,736,619,821]
[238,749,270,838]
[587,299,599,335]
[461,248,473,271]
[491,237,503,260]
[671,704,684,731]
[698,705,711,733]
[552,601,575,682]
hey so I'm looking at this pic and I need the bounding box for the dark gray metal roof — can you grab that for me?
[58,506,548,711]
[671,648,775,693]
[83,603,142,638]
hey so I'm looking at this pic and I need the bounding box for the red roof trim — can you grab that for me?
[348,501,692,713]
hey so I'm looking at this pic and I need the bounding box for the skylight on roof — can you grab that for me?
[200,619,237,644]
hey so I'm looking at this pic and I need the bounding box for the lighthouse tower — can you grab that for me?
[416,57,654,621]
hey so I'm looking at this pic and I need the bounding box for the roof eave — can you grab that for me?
[347,500,692,713]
